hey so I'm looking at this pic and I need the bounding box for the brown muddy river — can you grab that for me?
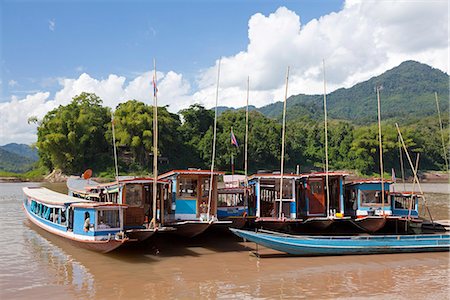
[1,182,449,299]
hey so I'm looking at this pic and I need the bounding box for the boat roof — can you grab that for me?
[390,191,423,196]
[23,187,93,206]
[346,179,393,186]
[218,187,247,194]
[248,173,302,180]
[301,171,349,178]
[159,169,225,179]
[23,187,127,208]
[67,176,168,193]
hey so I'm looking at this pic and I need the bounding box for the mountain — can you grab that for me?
[216,105,258,116]
[1,143,38,160]
[216,61,449,124]
[0,148,35,173]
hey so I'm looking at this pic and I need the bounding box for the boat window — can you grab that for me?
[218,193,244,207]
[360,190,389,206]
[201,178,210,198]
[394,195,416,209]
[276,179,293,199]
[310,181,323,195]
[125,184,143,207]
[60,208,67,226]
[178,177,197,198]
[97,209,120,229]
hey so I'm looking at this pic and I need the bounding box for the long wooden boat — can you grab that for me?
[230,228,450,256]
[67,176,170,241]
[158,169,230,238]
[23,187,132,253]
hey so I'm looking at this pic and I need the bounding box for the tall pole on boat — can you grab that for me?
[376,86,385,214]
[322,59,330,218]
[396,123,434,224]
[111,111,119,185]
[408,153,420,219]
[244,76,250,214]
[244,76,250,188]
[435,92,448,171]
[278,66,290,219]
[207,58,221,221]
[152,58,158,228]
[398,135,406,191]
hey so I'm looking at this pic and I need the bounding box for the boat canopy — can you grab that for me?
[66,176,100,193]
[23,187,92,206]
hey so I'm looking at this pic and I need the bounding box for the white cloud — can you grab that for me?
[195,1,448,108]
[2,0,448,145]
[48,19,55,31]
[0,71,191,145]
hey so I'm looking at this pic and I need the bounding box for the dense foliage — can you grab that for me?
[36,93,111,174]
[33,60,449,176]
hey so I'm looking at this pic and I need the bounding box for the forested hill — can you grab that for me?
[0,144,37,173]
[255,60,449,123]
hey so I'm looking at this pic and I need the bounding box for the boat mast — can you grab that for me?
[244,76,250,189]
[398,135,406,191]
[111,111,119,184]
[152,58,158,228]
[244,76,250,214]
[376,86,385,214]
[322,59,330,218]
[408,153,420,219]
[278,66,290,219]
[435,92,449,171]
[207,58,221,221]
[396,123,434,224]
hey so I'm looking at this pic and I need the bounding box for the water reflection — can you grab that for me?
[1,182,449,299]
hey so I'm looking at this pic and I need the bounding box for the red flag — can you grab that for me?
[231,128,239,147]
[152,75,158,97]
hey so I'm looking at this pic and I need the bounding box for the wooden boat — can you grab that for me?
[167,220,213,238]
[352,216,387,233]
[344,180,392,233]
[230,228,450,256]
[67,176,172,241]
[158,169,231,237]
[23,187,131,253]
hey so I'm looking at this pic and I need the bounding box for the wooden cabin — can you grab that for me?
[344,180,392,217]
[248,174,302,219]
[67,176,169,228]
[296,172,347,218]
[158,169,224,222]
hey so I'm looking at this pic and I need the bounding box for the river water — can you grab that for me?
[0,182,449,299]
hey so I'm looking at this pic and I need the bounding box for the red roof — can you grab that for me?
[248,173,302,180]
[159,169,225,179]
[346,179,393,185]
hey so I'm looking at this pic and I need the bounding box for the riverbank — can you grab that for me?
[1,169,448,184]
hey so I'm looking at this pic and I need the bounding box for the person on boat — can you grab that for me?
[97,216,110,229]
[84,212,90,232]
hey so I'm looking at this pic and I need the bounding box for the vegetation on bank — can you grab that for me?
[29,91,448,179]
[4,60,448,180]
[0,165,48,181]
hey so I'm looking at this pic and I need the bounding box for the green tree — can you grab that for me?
[111,100,181,171]
[37,92,111,174]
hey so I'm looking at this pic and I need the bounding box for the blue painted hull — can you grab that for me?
[230,228,450,256]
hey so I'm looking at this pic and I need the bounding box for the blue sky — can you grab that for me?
[1,0,343,101]
[0,0,448,144]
